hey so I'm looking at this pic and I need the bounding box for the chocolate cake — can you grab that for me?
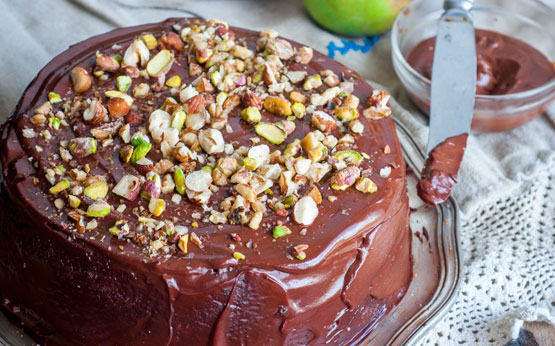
[0,18,412,345]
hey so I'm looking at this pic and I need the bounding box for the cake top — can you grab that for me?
[10,18,400,265]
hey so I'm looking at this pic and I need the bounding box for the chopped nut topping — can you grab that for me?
[70,67,92,94]
[21,19,389,259]
[293,196,318,226]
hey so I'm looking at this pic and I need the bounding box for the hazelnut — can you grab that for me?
[82,98,106,124]
[107,97,131,118]
[70,67,92,94]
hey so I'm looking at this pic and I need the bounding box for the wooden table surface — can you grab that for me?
[525,322,555,345]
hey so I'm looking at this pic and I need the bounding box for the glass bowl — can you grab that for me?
[391,0,555,133]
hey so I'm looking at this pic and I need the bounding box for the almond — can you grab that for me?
[311,111,337,132]
[222,94,241,115]
[186,94,205,114]
[293,196,318,226]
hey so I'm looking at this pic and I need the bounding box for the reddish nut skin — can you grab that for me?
[276,209,288,217]
[159,31,183,51]
[122,66,140,78]
[143,179,161,199]
[203,93,216,105]
[136,161,154,175]
[186,95,205,114]
[216,27,235,39]
[223,94,241,113]
[107,97,131,118]
[366,90,389,107]
[125,112,144,125]
[95,54,119,73]
[295,46,313,64]
[242,91,263,110]
[331,166,361,188]
[70,67,92,94]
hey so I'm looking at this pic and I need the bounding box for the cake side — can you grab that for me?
[0,18,411,345]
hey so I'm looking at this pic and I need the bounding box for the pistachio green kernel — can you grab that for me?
[334,150,362,164]
[113,54,122,64]
[49,117,61,131]
[148,198,166,217]
[283,139,301,157]
[210,71,222,86]
[109,220,128,236]
[233,252,246,260]
[283,195,296,208]
[49,179,70,195]
[291,102,306,119]
[89,138,97,154]
[255,123,286,145]
[174,168,186,195]
[295,252,306,261]
[253,66,264,83]
[84,181,109,200]
[86,200,111,217]
[241,107,261,124]
[272,225,292,239]
[131,142,152,165]
[165,75,181,88]
[116,75,132,92]
[171,110,186,131]
[48,92,62,104]
[241,157,258,171]
[131,136,149,148]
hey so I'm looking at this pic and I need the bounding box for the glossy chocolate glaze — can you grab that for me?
[0,18,411,345]
[407,29,555,95]
[417,134,468,205]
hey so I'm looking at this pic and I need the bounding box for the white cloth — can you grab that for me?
[0,1,553,345]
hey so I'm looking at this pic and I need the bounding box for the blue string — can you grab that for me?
[327,35,381,59]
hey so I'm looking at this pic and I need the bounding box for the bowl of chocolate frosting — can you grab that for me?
[392,0,555,132]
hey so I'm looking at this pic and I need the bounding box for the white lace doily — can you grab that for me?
[420,173,555,345]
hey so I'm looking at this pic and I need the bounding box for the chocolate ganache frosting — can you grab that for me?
[0,18,411,345]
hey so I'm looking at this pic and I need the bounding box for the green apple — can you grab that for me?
[304,0,411,37]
